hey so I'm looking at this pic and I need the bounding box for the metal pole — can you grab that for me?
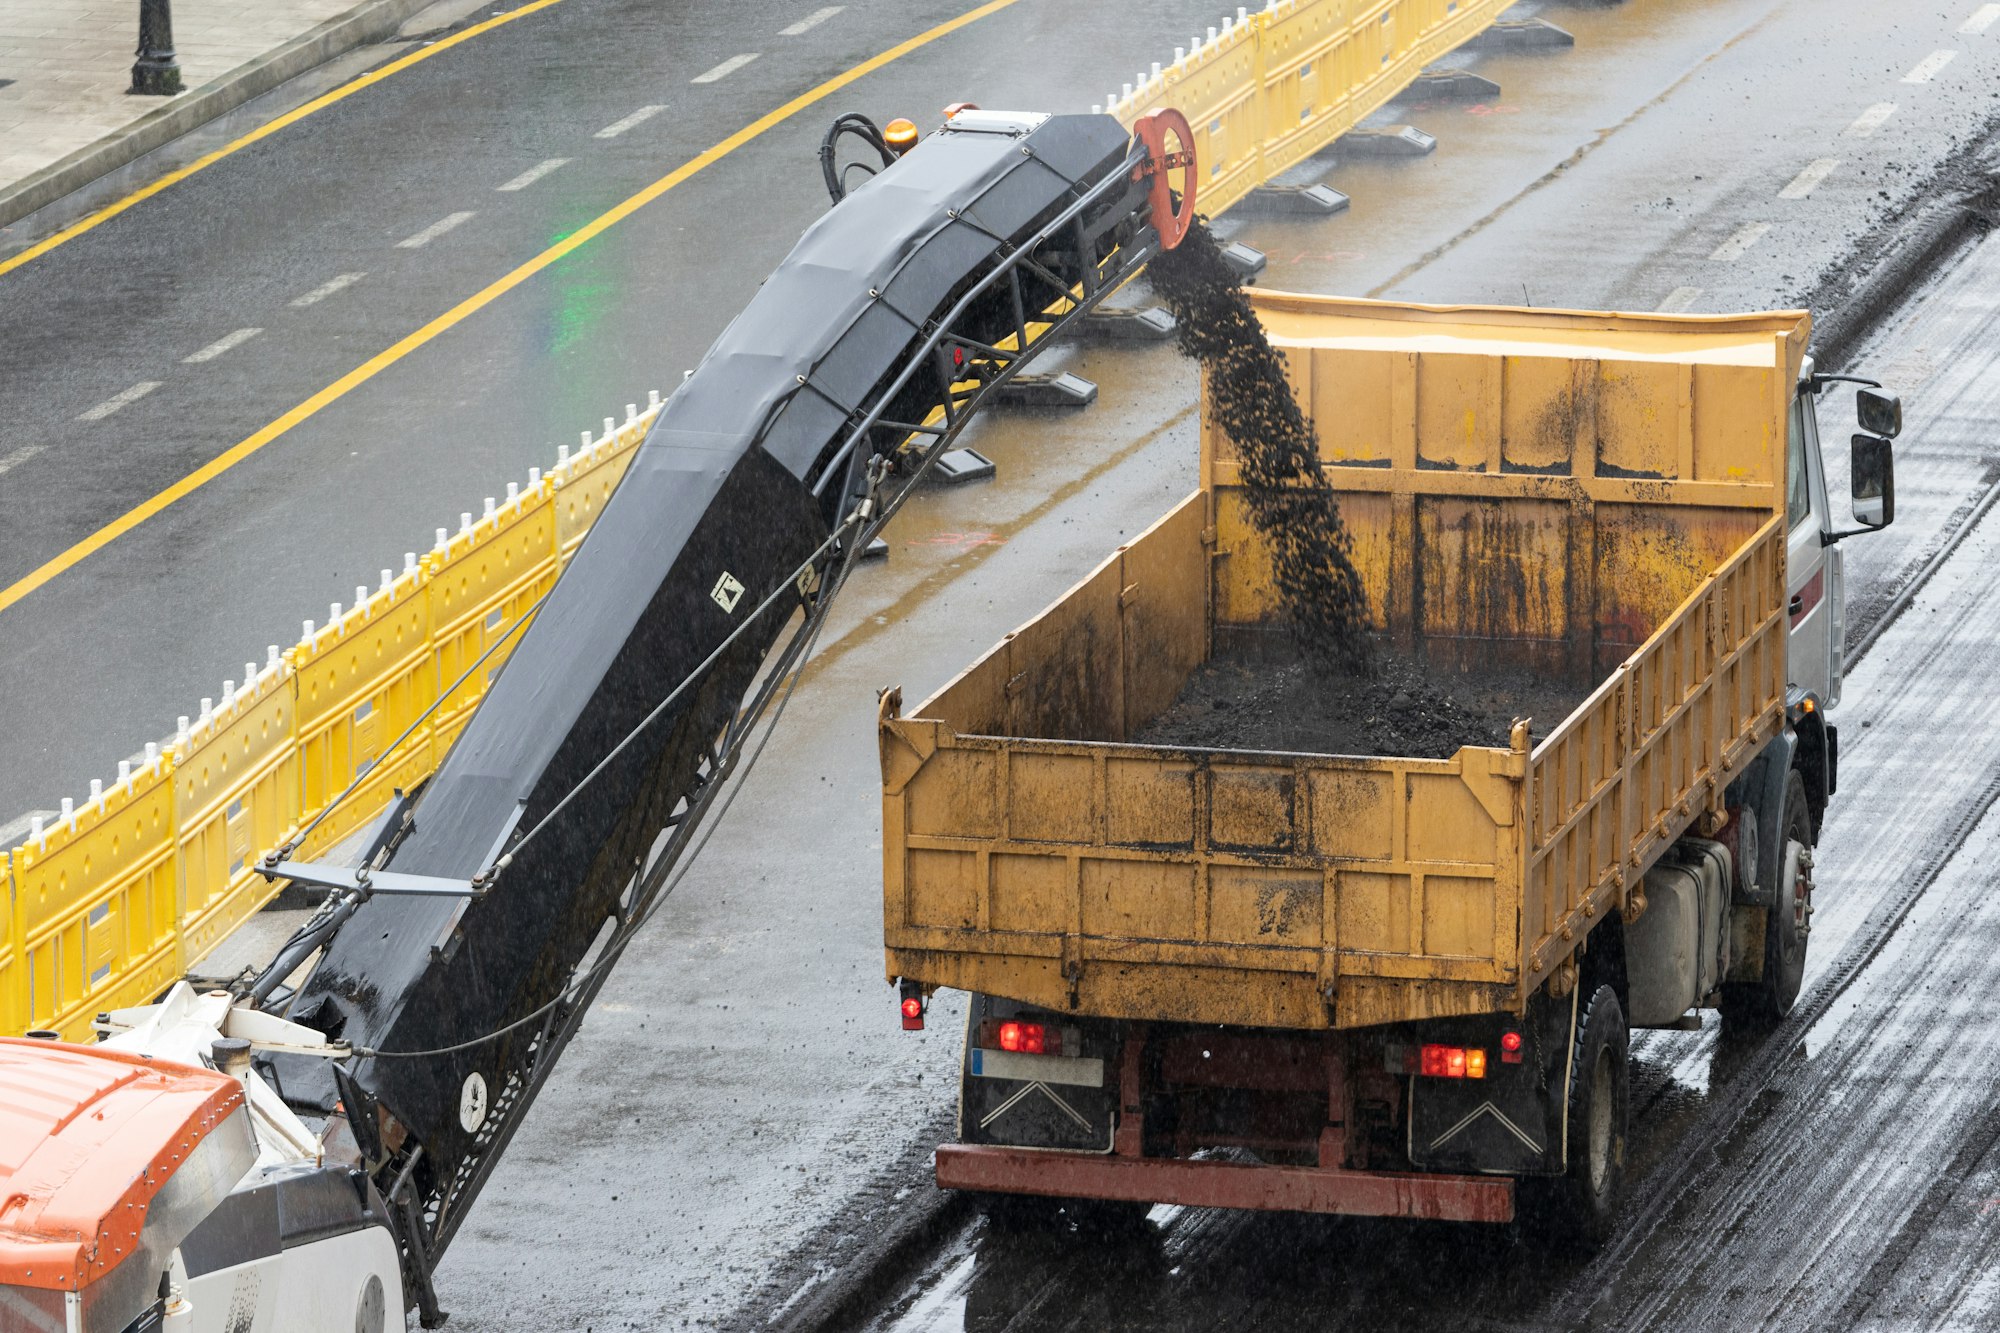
[130,0,182,96]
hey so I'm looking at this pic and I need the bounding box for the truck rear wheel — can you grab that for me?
[1721,769,1813,1030]
[1527,983,1628,1247]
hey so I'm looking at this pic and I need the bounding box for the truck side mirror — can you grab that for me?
[1851,434,1894,529]
[1855,387,1902,439]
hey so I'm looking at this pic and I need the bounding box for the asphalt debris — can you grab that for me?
[1150,220,1372,672]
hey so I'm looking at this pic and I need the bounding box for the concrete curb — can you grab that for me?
[0,0,436,232]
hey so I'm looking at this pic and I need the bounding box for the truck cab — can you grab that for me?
[1718,363,1897,1048]
[1782,362,1900,854]
[1787,372,1843,709]
[1787,356,1901,711]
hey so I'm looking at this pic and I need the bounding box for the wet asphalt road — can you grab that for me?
[8,0,2000,1329]
[0,0,1230,819]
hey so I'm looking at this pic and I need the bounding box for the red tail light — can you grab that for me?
[999,1021,1048,1053]
[1500,1031,1523,1063]
[978,1018,1062,1056]
[899,981,924,1031]
[1418,1044,1486,1079]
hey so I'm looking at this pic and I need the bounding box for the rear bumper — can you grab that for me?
[936,1144,1515,1223]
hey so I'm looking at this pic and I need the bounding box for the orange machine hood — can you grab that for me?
[0,1037,248,1293]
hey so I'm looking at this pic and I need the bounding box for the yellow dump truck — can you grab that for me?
[881,293,1905,1236]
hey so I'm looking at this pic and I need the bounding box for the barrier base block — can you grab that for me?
[1412,68,1502,100]
[1218,241,1267,282]
[998,371,1098,408]
[1341,125,1438,158]
[931,449,997,485]
[1462,18,1575,51]
[1075,306,1178,342]
[1244,182,1351,217]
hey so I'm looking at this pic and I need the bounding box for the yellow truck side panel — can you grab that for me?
[884,295,1803,1030]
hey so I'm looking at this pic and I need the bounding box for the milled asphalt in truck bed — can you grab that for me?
[9,0,2000,1329]
[1134,646,1589,758]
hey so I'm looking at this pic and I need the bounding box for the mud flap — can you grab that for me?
[1406,991,1568,1176]
[958,995,1117,1152]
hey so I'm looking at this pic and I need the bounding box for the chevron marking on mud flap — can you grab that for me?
[1429,1101,1545,1154]
[979,1080,1095,1134]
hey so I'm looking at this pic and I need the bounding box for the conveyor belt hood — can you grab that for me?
[276,113,1135,1223]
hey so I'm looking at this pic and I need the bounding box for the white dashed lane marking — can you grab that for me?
[183,327,263,364]
[1961,5,2000,35]
[1779,158,1841,200]
[498,158,571,191]
[693,54,760,84]
[1903,50,1958,83]
[1844,103,1898,138]
[595,106,666,138]
[1657,287,1704,313]
[780,7,843,35]
[290,272,365,307]
[397,211,476,248]
[0,445,42,477]
[1710,223,1771,262]
[78,382,160,422]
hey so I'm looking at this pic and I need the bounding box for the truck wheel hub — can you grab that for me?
[1784,839,1814,937]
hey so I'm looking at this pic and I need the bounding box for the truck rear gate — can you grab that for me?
[884,294,1805,1216]
[938,1023,1516,1222]
[937,1148,1514,1222]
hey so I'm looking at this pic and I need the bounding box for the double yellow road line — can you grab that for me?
[0,0,1024,617]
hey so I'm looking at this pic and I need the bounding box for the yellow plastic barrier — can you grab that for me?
[1,853,14,1035]
[1111,0,1517,215]
[429,477,560,761]
[9,753,179,1039]
[177,659,301,964]
[554,404,652,566]
[3,403,657,1037]
[296,566,436,859]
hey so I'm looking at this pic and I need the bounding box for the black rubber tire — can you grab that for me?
[1540,984,1629,1248]
[1720,769,1813,1031]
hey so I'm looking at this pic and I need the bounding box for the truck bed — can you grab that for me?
[882,294,1802,1032]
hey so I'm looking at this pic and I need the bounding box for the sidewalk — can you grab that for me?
[0,0,441,227]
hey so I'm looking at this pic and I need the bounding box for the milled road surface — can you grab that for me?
[8,0,2000,1329]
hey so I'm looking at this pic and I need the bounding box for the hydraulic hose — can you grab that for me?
[819,112,895,205]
